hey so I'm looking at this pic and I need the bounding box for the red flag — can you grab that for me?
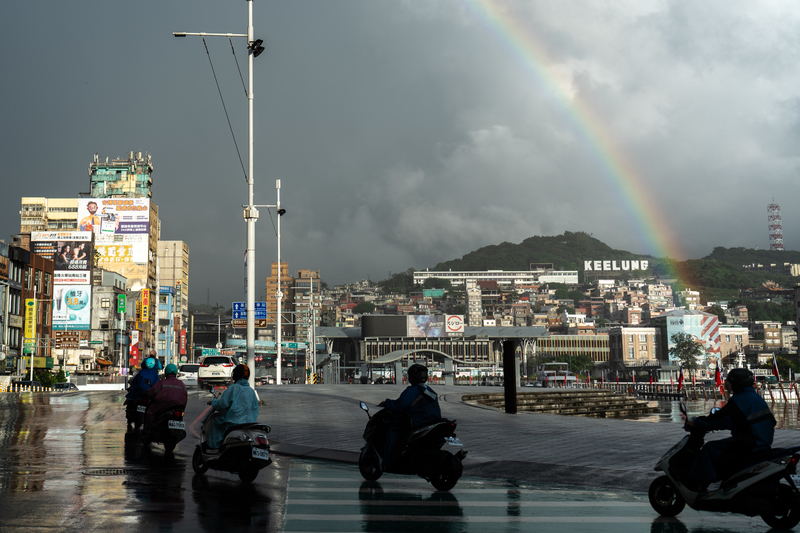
[670,371,674,386]
[649,371,653,385]
[632,372,636,384]
[692,373,696,386]
[715,363,722,388]
[677,366,684,392]
[616,371,619,384]
[773,355,781,382]
[586,373,590,386]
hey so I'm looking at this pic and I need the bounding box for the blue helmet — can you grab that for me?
[144,358,156,369]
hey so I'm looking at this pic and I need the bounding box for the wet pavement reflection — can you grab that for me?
[0,390,286,532]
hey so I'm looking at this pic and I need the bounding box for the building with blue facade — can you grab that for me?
[158,286,175,366]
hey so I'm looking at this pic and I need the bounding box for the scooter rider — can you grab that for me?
[143,363,188,429]
[206,364,259,450]
[686,368,776,490]
[126,357,160,403]
[380,363,442,468]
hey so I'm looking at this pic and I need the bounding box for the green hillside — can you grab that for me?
[433,231,649,272]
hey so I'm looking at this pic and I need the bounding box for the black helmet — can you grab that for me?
[408,364,428,385]
[232,364,250,382]
[726,368,754,392]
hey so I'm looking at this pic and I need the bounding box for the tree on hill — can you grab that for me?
[422,277,453,291]
[377,269,414,295]
[669,333,703,371]
[353,302,376,315]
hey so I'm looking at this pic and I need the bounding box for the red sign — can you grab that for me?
[180,329,186,355]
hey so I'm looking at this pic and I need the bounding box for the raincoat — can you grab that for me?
[144,375,188,428]
[207,379,259,449]
[382,384,442,467]
[126,367,160,402]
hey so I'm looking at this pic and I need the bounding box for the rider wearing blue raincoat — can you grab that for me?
[207,364,259,449]
[126,357,160,402]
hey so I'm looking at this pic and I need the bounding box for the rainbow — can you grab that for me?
[461,0,688,281]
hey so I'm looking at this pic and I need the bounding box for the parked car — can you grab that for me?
[197,356,237,390]
[53,382,79,391]
[177,363,200,387]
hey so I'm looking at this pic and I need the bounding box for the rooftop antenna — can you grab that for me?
[768,200,784,251]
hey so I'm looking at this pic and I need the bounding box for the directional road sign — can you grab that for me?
[232,302,267,320]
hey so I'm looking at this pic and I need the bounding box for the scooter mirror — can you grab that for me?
[359,401,369,412]
[710,407,720,415]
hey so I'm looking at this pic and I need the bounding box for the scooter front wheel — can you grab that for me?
[192,447,209,474]
[648,476,685,517]
[359,448,383,481]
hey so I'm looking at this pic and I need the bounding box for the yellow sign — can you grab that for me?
[23,357,54,369]
[140,289,149,322]
[24,299,36,340]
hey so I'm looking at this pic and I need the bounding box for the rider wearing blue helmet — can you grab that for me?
[126,356,160,403]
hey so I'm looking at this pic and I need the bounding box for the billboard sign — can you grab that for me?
[445,315,465,336]
[583,259,650,272]
[31,231,93,285]
[407,315,445,338]
[24,299,36,339]
[52,286,91,330]
[140,289,150,322]
[78,198,150,290]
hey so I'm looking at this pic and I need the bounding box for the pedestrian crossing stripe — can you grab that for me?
[289,499,650,507]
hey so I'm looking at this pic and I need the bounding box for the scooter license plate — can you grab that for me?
[252,447,269,460]
[168,420,185,430]
[137,405,146,413]
[445,436,463,446]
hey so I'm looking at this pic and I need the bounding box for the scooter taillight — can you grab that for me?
[256,435,269,446]
[174,411,183,418]
[790,454,800,474]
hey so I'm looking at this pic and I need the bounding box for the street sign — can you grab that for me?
[232,319,267,328]
[281,342,308,349]
[201,348,219,356]
[89,340,103,345]
[232,302,267,320]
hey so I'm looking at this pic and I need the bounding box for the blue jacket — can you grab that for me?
[126,367,160,401]
[384,384,442,428]
[211,379,260,427]
[694,387,775,451]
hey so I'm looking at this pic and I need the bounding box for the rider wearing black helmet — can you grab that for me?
[380,363,442,468]
[687,368,776,490]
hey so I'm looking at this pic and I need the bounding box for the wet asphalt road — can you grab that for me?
[0,390,287,532]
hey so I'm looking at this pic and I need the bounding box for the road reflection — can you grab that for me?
[358,480,465,533]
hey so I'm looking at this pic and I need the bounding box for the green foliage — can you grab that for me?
[451,304,465,315]
[707,305,727,324]
[568,290,586,303]
[538,353,594,373]
[377,269,414,295]
[422,277,453,291]
[353,302,376,314]
[34,369,57,387]
[554,287,569,300]
[762,357,800,378]
[669,333,704,371]
[730,298,795,322]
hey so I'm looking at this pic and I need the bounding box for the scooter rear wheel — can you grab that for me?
[430,450,462,491]
[761,483,800,529]
[239,466,259,483]
[648,476,685,517]
[359,448,383,481]
[192,447,209,474]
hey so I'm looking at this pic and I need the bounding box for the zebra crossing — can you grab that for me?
[281,459,771,532]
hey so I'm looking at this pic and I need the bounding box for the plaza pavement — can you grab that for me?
[250,383,800,493]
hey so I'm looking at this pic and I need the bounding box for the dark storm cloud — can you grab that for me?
[2,1,800,303]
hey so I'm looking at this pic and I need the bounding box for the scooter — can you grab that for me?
[125,396,148,431]
[142,403,186,453]
[649,403,800,529]
[191,390,272,483]
[357,401,467,491]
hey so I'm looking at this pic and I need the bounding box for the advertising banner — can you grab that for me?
[52,286,92,330]
[180,329,186,355]
[140,289,150,322]
[445,315,465,336]
[78,198,150,289]
[407,315,445,338]
[31,231,93,285]
[24,299,36,339]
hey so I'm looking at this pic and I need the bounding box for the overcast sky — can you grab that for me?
[3,1,800,306]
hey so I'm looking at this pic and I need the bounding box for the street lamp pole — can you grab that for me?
[174,0,265,388]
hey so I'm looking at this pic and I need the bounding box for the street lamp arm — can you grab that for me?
[173,32,247,38]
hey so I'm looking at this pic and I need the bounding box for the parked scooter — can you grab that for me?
[649,403,800,529]
[142,403,186,453]
[357,401,467,491]
[191,390,271,483]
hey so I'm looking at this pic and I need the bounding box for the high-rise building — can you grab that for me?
[293,269,321,343]
[88,152,153,198]
[266,262,293,337]
[158,240,189,324]
[20,197,79,233]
